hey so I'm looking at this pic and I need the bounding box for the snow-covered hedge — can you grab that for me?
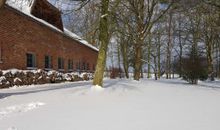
[0,69,93,88]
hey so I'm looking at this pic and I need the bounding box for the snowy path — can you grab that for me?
[0,79,220,130]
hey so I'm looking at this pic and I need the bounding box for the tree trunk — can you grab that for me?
[178,15,183,78]
[92,0,109,87]
[0,0,6,8]
[218,43,220,78]
[133,0,144,81]
[206,41,214,81]
[134,43,142,80]
[121,42,129,79]
[166,11,172,79]
[153,55,158,80]
[117,43,121,78]
[157,33,161,79]
[147,35,151,79]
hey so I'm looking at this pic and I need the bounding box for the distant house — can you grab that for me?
[0,0,98,72]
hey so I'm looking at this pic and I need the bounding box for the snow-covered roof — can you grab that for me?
[5,0,99,52]
[64,28,99,51]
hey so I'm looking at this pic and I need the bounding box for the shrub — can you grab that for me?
[109,67,124,79]
[182,50,208,84]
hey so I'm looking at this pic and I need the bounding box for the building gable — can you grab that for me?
[4,0,98,52]
[31,0,64,31]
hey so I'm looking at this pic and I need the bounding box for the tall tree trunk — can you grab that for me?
[218,38,220,78]
[0,0,6,8]
[179,44,183,77]
[153,55,158,80]
[117,43,121,78]
[147,34,151,78]
[157,33,161,79]
[218,42,220,78]
[178,15,183,78]
[206,40,214,80]
[121,42,129,79]
[134,42,142,80]
[157,48,161,79]
[93,0,109,87]
[133,0,144,81]
[166,11,172,79]
[141,67,144,78]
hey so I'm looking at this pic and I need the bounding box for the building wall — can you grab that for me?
[0,6,98,72]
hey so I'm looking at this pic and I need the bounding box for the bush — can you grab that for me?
[109,67,124,79]
[182,52,208,84]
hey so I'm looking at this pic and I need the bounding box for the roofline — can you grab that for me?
[4,4,99,52]
[31,0,62,13]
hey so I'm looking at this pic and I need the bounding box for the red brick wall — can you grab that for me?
[0,6,98,72]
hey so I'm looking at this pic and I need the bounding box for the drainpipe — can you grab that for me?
[0,0,6,8]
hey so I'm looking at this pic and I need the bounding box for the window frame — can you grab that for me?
[58,57,65,71]
[76,60,81,72]
[82,62,86,71]
[68,59,74,71]
[26,52,37,69]
[87,63,90,71]
[45,55,52,70]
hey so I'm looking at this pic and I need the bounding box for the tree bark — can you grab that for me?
[166,11,172,79]
[92,0,109,87]
[134,42,142,80]
[147,34,151,79]
[157,31,161,79]
[153,55,158,80]
[133,0,144,81]
[178,14,183,78]
[117,43,121,78]
[121,41,129,78]
[206,40,214,80]
[0,0,6,8]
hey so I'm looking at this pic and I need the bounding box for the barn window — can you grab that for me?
[87,63,90,71]
[76,61,81,72]
[26,53,36,68]
[58,57,64,70]
[82,62,86,71]
[45,55,52,69]
[68,59,73,71]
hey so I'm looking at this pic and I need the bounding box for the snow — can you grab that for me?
[5,0,99,52]
[91,85,104,92]
[0,76,6,84]
[13,78,21,83]
[64,28,99,51]
[2,69,22,75]
[0,102,45,119]
[0,78,220,130]
[101,14,108,18]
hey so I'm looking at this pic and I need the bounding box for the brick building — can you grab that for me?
[0,0,98,72]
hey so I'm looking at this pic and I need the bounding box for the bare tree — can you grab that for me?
[93,0,110,87]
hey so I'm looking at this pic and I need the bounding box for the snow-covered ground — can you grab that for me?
[0,78,220,130]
